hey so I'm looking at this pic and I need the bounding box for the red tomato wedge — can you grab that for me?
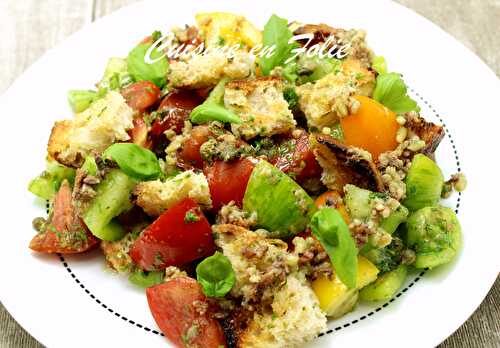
[129,117,152,149]
[176,125,212,169]
[150,90,204,137]
[29,180,98,254]
[147,277,227,348]
[205,158,256,211]
[121,81,161,113]
[273,130,321,182]
[130,198,215,271]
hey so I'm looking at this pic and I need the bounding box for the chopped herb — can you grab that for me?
[184,209,200,223]
[151,30,162,42]
[283,87,299,109]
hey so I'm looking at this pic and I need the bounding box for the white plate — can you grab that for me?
[0,0,499,347]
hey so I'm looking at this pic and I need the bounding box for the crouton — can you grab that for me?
[336,28,374,68]
[48,91,134,167]
[225,77,296,140]
[312,134,385,192]
[134,170,211,216]
[101,232,138,273]
[296,72,356,130]
[293,25,374,68]
[341,58,376,97]
[238,273,327,348]
[212,224,297,305]
[405,113,445,157]
[195,12,262,48]
[169,52,253,89]
[213,224,327,347]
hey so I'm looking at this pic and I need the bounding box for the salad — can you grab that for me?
[28,12,466,348]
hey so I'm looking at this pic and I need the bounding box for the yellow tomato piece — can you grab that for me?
[357,255,380,288]
[314,190,350,224]
[312,256,379,317]
[340,95,399,160]
[195,12,262,48]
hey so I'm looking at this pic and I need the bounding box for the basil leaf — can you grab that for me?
[67,90,98,113]
[127,43,169,88]
[191,104,242,124]
[103,143,161,181]
[259,14,295,75]
[81,156,98,176]
[196,252,236,297]
[128,269,165,288]
[190,78,242,124]
[372,56,388,75]
[373,73,419,113]
[309,208,358,289]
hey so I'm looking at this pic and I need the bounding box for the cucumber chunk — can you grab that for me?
[360,264,407,301]
[344,184,372,219]
[379,205,409,235]
[83,169,137,241]
[344,184,408,234]
[243,160,316,238]
[28,161,76,200]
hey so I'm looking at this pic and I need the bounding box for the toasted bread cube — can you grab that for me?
[48,91,134,167]
[296,72,354,130]
[169,52,253,89]
[239,273,327,348]
[134,170,211,217]
[225,77,296,140]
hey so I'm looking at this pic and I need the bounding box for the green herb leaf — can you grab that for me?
[128,269,165,288]
[67,90,98,113]
[103,143,161,180]
[191,104,242,124]
[127,43,169,88]
[259,14,295,75]
[373,73,419,113]
[196,252,236,297]
[81,156,98,176]
[151,30,163,43]
[309,208,358,288]
[283,86,298,109]
[372,56,388,75]
[190,78,242,124]
[184,209,200,223]
[330,122,344,141]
